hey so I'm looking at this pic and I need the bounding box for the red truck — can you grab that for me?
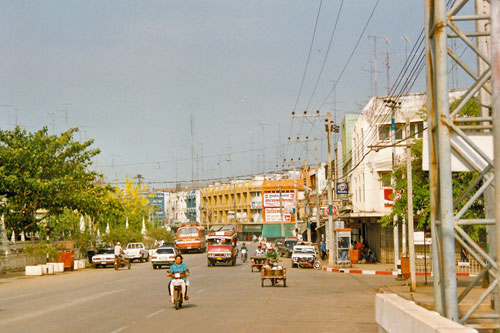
[206,225,238,266]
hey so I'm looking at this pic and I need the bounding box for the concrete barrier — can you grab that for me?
[78,259,86,269]
[25,265,43,276]
[48,262,64,273]
[46,263,55,275]
[37,264,49,275]
[376,293,478,333]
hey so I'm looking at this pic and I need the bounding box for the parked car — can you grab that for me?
[91,248,115,268]
[291,245,317,268]
[124,242,149,262]
[278,237,298,258]
[152,246,177,269]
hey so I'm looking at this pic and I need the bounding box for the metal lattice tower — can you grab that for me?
[425,0,500,327]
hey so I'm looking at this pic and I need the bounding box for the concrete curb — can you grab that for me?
[322,267,478,277]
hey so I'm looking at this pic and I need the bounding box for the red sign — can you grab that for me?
[384,188,394,207]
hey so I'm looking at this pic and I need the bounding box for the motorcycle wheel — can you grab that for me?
[313,261,322,270]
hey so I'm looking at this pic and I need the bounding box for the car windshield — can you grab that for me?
[286,241,297,249]
[294,248,315,254]
[179,227,199,237]
[208,238,231,246]
[97,249,114,254]
[156,248,175,254]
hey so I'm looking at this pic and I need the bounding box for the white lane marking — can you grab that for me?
[110,325,129,333]
[189,264,205,270]
[195,288,206,294]
[146,308,164,318]
[0,289,125,326]
[0,291,45,302]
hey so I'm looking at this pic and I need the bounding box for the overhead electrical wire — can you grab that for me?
[316,0,381,111]
[305,0,345,110]
[287,0,324,163]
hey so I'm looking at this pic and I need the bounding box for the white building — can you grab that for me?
[342,91,464,263]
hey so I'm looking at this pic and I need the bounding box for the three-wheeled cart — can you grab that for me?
[261,267,287,287]
[251,256,266,272]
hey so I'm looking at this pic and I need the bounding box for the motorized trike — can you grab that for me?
[114,256,131,270]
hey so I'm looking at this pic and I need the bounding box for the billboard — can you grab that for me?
[263,192,295,207]
[264,208,291,222]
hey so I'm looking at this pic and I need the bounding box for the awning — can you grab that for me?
[262,223,294,238]
[243,224,263,232]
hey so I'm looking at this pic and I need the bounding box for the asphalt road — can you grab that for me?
[0,244,395,333]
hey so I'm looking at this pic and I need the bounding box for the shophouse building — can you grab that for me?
[340,91,464,264]
[200,173,304,240]
[186,189,201,222]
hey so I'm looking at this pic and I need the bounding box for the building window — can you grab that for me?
[379,126,390,141]
[410,122,424,139]
[379,171,392,188]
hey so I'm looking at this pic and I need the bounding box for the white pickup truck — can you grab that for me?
[124,242,149,262]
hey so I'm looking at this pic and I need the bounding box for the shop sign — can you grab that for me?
[263,192,295,207]
[265,208,291,222]
[336,182,349,194]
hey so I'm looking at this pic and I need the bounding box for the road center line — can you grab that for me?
[146,308,164,318]
[110,325,129,333]
[195,288,206,294]
[0,289,125,326]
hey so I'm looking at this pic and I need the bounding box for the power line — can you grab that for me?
[292,0,324,112]
[305,0,345,110]
[316,0,381,111]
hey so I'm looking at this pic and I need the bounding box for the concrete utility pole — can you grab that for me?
[304,159,311,242]
[288,137,316,242]
[326,112,335,267]
[314,138,321,246]
[384,99,401,272]
[406,120,416,292]
[475,0,499,315]
[279,184,284,237]
[292,110,337,265]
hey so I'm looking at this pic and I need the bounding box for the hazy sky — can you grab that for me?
[0,1,427,188]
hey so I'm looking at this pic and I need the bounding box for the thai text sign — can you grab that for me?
[264,208,291,222]
[263,192,295,207]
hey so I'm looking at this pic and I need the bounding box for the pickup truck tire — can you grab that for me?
[145,255,149,262]
[140,257,145,263]
[207,260,212,267]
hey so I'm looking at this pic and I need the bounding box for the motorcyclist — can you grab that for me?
[240,242,248,260]
[167,254,190,303]
[266,247,279,266]
[114,242,124,260]
[254,245,265,256]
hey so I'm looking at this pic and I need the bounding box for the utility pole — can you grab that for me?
[475,0,498,316]
[384,98,401,272]
[406,119,416,292]
[288,136,316,242]
[136,174,143,190]
[190,114,196,188]
[304,159,311,242]
[279,184,284,237]
[233,182,237,227]
[314,138,321,246]
[292,110,338,266]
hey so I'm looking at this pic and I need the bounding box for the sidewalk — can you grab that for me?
[321,261,397,276]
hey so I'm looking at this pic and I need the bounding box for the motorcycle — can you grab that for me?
[297,257,322,270]
[171,273,187,310]
[114,256,131,270]
[241,249,248,263]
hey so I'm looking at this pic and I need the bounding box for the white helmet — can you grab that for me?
[116,242,121,245]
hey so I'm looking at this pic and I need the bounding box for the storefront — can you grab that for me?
[261,223,295,239]
[241,224,263,241]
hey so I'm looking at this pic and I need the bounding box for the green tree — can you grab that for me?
[0,126,102,234]
[379,97,486,241]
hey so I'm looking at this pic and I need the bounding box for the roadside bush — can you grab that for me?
[101,228,142,247]
[24,242,59,261]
